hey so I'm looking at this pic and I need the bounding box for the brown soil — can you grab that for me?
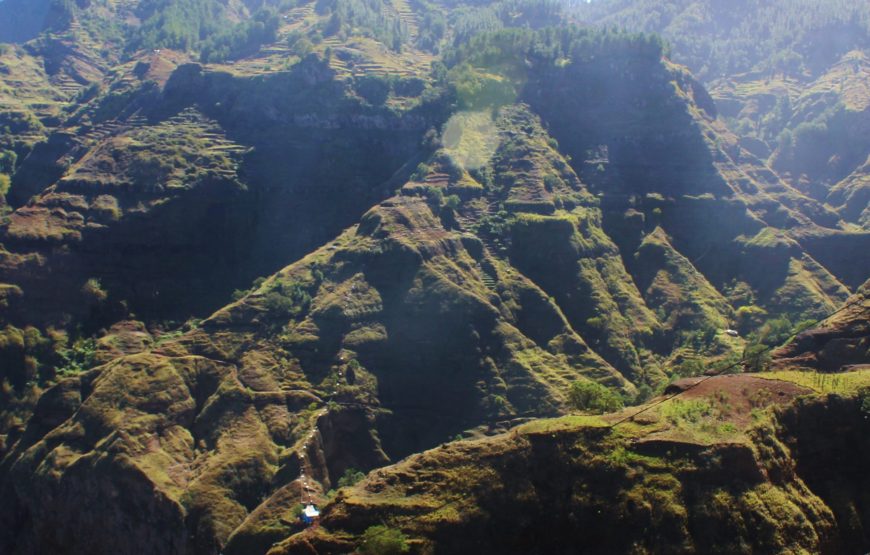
[666,373,812,426]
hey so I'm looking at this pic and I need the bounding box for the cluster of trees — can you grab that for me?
[773,101,866,184]
[353,74,425,105]
[568,380,625,413]
[439,26,666,116]
[200,8,280,62]
[416,10,446,52]
[129,0,226,52]
[445,26,665,72]
[442,0,567,49]
[129,0,292,60]
[575,0,870,80]
[0,324,97,393]
[263,281,313,318]
[317,0,408,51]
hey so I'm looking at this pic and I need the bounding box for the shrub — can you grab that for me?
[634,384,653,404]
[393,77,425,97]
[81,278,108,303]
[443,194,461,210]
[448,63,516,110]
[742,343,771,373]
[736,305,767,334]
[673,358,704,378]
[0,149,16,174]
[55,338,97,377]
[543,174,560,191]
[263,282,311,317]
[337,467,366,488]
[0,174,10,198]
[422,185,444,208]
[411,163,431,181]
[858,387,870,416]
[662,399,713,424]
[585,316,604,329]
[359,525,409,555]
[568,380,624,414]
[755,315,794,347]
[355,75,392,106]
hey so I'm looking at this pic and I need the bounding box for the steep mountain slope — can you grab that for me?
[0,2,869,554]
[575,0,870,221]
[1,54,433,327]
[0,106,629,554]
[270,297,870,555]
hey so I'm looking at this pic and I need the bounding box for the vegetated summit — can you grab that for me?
[0,0,868,553]
[576,0,870,227]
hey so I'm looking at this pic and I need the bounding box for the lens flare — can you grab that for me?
[441,110,500,171]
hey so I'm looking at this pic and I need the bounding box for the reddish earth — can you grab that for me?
[669,374,811,425]
[603,374,813,429]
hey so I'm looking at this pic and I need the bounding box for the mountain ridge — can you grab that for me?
[0,1,868,553]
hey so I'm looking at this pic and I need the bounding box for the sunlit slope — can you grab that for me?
[274,302,870,555]
[576,0,870,210]
[0,8,869,554]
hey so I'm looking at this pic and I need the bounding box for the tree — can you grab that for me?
[673,358,704,378]
[443,194,461,210]
[742,343,771,373]
[337,467,365,488]
[355,75,391,106]
[859,387,870,416]
[0,150,16,174]
[359,525,409,555]
[567,380,624,414]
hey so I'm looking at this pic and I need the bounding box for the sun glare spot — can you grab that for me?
[441,110,500,170]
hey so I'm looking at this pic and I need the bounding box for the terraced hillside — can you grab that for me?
[278,365,870,554]
[575,0,870,227]
[0,2,869,554]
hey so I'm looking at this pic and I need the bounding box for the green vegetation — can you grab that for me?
[761,369,870,395]
[661,398,713,425]
[448,63,517,110]
[0,150,16,175]
[568,380,624,414]
[129,0,226,52]
[860,387,870,416]
[199,9,281,62]
[81,278,108,304]
[129,0,289,60]
[672,358,704,378]
[232,277,267,301]
[319,0,408,51]
[337,467,366,488]
[263,281,313,318]
[359,525,409,555]
[577,0,870,80]
[354,74,392,105]
[55,337,97,377]
[0,325,97,390]
[1,5,868,553]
